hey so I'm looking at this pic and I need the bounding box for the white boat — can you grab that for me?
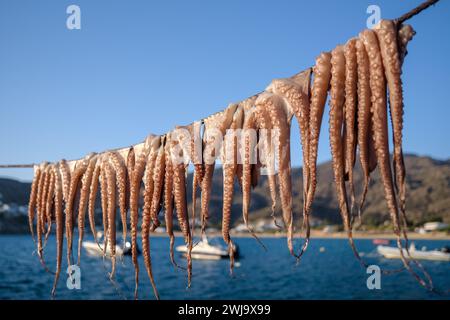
[377,243,450,262]
[176,236,238,260]
[82,241,124,258]
[82,231,134,258]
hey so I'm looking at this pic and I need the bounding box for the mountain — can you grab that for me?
[0,154,449,233]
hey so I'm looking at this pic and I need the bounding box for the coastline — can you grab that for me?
[159,230,450,240]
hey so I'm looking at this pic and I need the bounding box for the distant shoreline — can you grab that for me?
[158,230,450,240]
[2,230,449,240]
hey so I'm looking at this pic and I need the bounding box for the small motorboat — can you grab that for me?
[82,232,138,258]
[373,239,390,245]
[377,243,450,262]
[176,235,239,260]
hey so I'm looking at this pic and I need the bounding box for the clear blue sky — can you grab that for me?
[1,0,449,181]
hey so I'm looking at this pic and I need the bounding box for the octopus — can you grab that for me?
[51,162,64,297]
[76,155,97,265]
[88,156,102,248]
[221,105,244,273]
[104,159,117,279]
[65,154,92,267]
[129,135,158,299]
[200,104,238,236]
[190,121,204,237]
[256,92,296,258]
[163,133,182,269]
[266,68,312,259]
[328,45,365,265]
[355,38,377,217]
[305,52,332,219]
[141,136,161,298]
[342,38,358,219]
[170,128,193,287]
[108,151,128,249]
[360,29,431,289]
[253,100,280,229]
[240,96,267,247]
[28,165,42,245]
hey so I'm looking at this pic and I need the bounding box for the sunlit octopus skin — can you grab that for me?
[170,129,193,287]
[99,157,110,257]
[65,155,92,266]
[141,136,161,299]
[76,155,97,265]
[51,163,64,297]
[108,151,128,249]
[28,166,42,245]
[355,39,376,218]
[34,163,46,264]
[43,166,55,246]
[239,95,267,247]
[104,160,118,279]
[221,106,244,273]
[253,100,279,229]
[37,163,52,271]
[361,29,431,289]
[375,20,407,221]
[305,52,332,218]
[343,38,358,218]
[190,122,204,237]
[59,159,71,203]
[87,156,102,249]
[129,135,157,299]
[397,24,416,65]
[200,104,238,236]
[266,69,312,258]
[329,45,366,266]
[149,139,166,232]
[256,92,296,258]
[163,134,181,269]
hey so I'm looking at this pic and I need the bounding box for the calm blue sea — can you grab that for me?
[0,235,449,300]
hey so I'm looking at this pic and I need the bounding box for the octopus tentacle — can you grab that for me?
[343,38,358,219]
[356,39,374,218]
[77,155,97,265]
[306,52,332,218]
[221,106,244,274]
[43,166,55,246]
[200,104,238,236]
[361,29,431,288]
[254,101,280,229]
[130,136,157,299]
[257,93,296,257]
[329,45,365,266]
[104,160,117,279]
[36,163,53,273]
[141,136,160,299]
[240,97,267,248]
[88,157,102,249]
[150,139,166,232]
[163,135,183,269]
[51,163,64,297]
[266,69,312,259]
[28,166,42,245]
[108,151,128,249]
[65,155,91,267]
[99,158,110,257]
[191,122,204,238]
[170,130,193,287]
